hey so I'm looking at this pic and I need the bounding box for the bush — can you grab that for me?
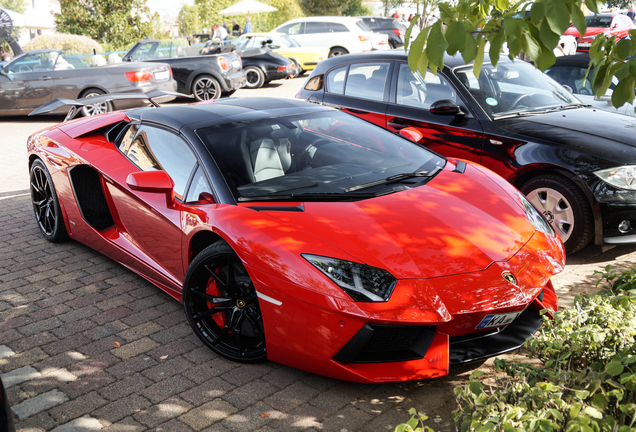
[23,33,102,55]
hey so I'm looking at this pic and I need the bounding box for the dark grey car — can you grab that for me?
[0,49,178,116]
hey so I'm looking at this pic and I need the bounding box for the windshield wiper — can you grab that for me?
[495,104,590,119]
[237,191,382,202]
[344,167,442,193]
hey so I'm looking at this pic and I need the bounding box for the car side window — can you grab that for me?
[326,65,348,94]
[306,22,331,33]
[396,63,457,109]
[545,65,592,95]
[279,22,304,35]
[185,165,213,204]
[119,125,197,201]
[7,52,52,73]
[331,23,348,32]
[344,63,390,101]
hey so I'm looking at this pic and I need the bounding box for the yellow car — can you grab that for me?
[233,32,329,75]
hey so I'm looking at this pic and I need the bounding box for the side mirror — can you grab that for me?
[399,127,423,142]
[126,170,175,207]
[269,44,281,49]
[198,192,216,204]
[430,99,465,116]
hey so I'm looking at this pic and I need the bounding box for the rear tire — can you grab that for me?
[192,75,222,101]
[244,66,265,89]
[328,47,348,58]
[30,159,69,242]
[80,89,113,117]
[520,174,593,254]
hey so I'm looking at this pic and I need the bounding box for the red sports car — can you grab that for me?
[564,13,635,51]
[27,96,564,383]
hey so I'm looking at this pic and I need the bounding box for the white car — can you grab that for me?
[272,16,375,57]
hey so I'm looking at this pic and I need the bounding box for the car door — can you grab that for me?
[1,52,56,111]
[385,62,485,162]
[109,123,199,281]
[304,21,332,48]
[321,61,392,127]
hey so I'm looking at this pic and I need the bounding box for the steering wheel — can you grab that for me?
[296,138,330,169]
[18,65,32,73]
[509,94,533,110]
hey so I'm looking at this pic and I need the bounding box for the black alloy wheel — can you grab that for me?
[30,159,68,242]
[244,66,265,89]
[192,75,222,101]
[183,241,267,363]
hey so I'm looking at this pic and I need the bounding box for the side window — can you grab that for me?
[326,65,347,94]
[331,23,349,32]
[344,63,390,101]
[119,125,197,201]
[396,63,456,109]
[7,52,52,73]
[306,22,331,34]
[279,22,303,35]
[545,65,592,95]
[185,166,213,204]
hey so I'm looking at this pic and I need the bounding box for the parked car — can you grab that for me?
[123,40,246,101]
[272,16,374,58]
[545,53,636,116]
[564,13,635,51]
[357,16,407,48]
[27,96,563,382]
[0,49,177,116]
[298,51,636,253]
[233,32,328,75]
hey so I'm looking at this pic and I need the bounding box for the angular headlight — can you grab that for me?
[594,166,636,190]
[518,192,555,237]
[302,254,397,302]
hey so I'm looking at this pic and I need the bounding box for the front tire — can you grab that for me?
[30,159,69,242]
[80,89,113,117]
[328,47,348,58]
[244,66,265,89]
[183,241,267,363]
[192,75,222,101]
[520,174,593,254]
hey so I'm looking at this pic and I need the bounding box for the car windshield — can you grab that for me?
[454,61,581,118]
[197,111,445,202]
[276,34,300,47]
[586,15,613,27]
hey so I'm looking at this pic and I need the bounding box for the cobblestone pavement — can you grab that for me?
[2,78,636,432]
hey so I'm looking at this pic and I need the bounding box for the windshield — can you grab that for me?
[197,111,445,202]
[277,34,300,48]
[586,15,613,27]
[454,61,581,118]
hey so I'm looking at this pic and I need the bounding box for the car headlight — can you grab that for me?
[594,166,636,190]
[302,254,397,302]
[518,192,556,237]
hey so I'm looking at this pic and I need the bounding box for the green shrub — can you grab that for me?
[23,33,102,55]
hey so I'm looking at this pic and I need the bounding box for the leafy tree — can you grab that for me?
[178,5,202,36]
[413,0,443,28]
[606,0,631,9]
[0,0,25,13]
[300,0,344,16]
[55,0,158,48]
[405,0,636,109]
[382,0,405,17]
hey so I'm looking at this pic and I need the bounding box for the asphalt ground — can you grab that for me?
[2,76,636,432]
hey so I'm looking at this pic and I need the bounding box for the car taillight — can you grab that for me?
[392,29,405,36]
[219,57,229,71]
[378,39,387,45]
[278,65,291,71]
[168,67,173,77]
[358,35,369,42]
[125,70,153,82]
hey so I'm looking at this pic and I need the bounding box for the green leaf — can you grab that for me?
[446,21,466,55]
[462,33,478,64]
[523,32,541,64]
[570,402,582,418]
[408,26,429,73]
[548,409,564,421]
[591,393,609,410]
[611,75,635,108]
[614,38,632,61]
[469,380,483,395]
[540,20,560,52]
[426,20,448,74]
[582,406,603,419]
[470,370,485,379]
[587,0,599,14]
[530,1,545,23]
[406,417,418,428]
[536,41,557,71]
[503,16,520,38]
[571,6,587,39]
[489,29,506,66]
[574,390,590,399]
[404,15,420,52]
[544,0,571,34]
[473,37,487,78]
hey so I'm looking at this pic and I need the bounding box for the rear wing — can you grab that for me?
[29,89,191,122]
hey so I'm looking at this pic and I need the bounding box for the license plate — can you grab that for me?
[154,70,169,81]
[232,59,241,69]
[476,312,521,329]
[578,42,591,48]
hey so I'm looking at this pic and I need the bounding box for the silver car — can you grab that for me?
[0,49,178,116]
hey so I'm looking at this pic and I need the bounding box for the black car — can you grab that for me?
[0,378,14,432]
[221,40,297,89]
[357,17,406,48]
[298,51,636,254]
[123,40,246,101]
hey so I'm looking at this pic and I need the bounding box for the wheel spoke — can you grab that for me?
[193,305,232,321]
[204,264,227,288]
[190,289,232,304]
[212,325,230,346]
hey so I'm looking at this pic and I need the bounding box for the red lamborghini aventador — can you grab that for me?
[27,96,564,383]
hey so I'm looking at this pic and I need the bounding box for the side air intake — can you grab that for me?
[68,165,114,231]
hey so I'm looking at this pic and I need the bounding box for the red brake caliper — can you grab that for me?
[206,273,227,329]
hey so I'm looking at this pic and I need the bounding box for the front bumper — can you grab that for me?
[591,180,636,243]
[220,70,246,92]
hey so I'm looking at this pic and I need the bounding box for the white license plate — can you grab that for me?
[154,70,169,81]
[476,312,521,329]
[232,59,241,69]
[578,42,591,48]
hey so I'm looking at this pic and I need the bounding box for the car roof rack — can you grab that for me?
[29,89,191,122]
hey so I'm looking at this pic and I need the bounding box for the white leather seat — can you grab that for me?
[250,138,285,182]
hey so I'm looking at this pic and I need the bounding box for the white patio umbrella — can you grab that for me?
[0,8,25,27]
[218,0,277,16]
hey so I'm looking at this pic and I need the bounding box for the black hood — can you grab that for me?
[496,107,636,166]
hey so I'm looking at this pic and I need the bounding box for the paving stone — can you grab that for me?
[308,383,372,414]
[117,322,164,343]
[221,401,283,432]
[91,307,134,326]
[262,367,308,390]
[149,323,193,344]
[91,394,152,424]
[267,403,328,430]
[83,321,129,341]
[76,336,121,357]
[146,339,198,361]
[12,389,69,420]
[181,377,236,406]
[142,355,194,382]
[319,404,374,432]
[27,304,71,323]
[120,307,163,327]
[221,380,278,410]
[39,367,77,383]
[0,329,22,345]
[57,306,101,323]
[153,310,185,328]
[0,347,48,373]
[141,374,195,403]
[98,373,154,402]
[50,415,104,432]
[179,400,238,431]
[132,396,192,428]
[106,355,158,379]
[182,346,216,365]
[263,382,320,412]
[59,371,115,399]
[49,391,108,423]
[11,410,57,432]
[1,365,40,388]
[42,333,92,356]
[9,331,58,352]
[111,337,161,360]
[182,359,237,385]
[69,352,119,378]
[220,363,274,387]
[98,416,144,432]
[18,316,62,337]
[0,345,15,358]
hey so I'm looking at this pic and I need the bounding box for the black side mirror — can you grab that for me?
[430,99,465,116]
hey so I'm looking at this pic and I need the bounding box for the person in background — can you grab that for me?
[217,23,228,41]
[222,21,230,35]
[392,10,400,18]
[244,15,253,34]
[232,19,241,36]
[628,6,635,20]
[407,13,413,21]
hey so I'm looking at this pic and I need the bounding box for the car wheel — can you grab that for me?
[329,48,348,58]
[30,159,69,243]
[244,67,265,89]
[520,174,593,254]
[192,75,222,101]
[80,89,113,117]
[183,240,267,363]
